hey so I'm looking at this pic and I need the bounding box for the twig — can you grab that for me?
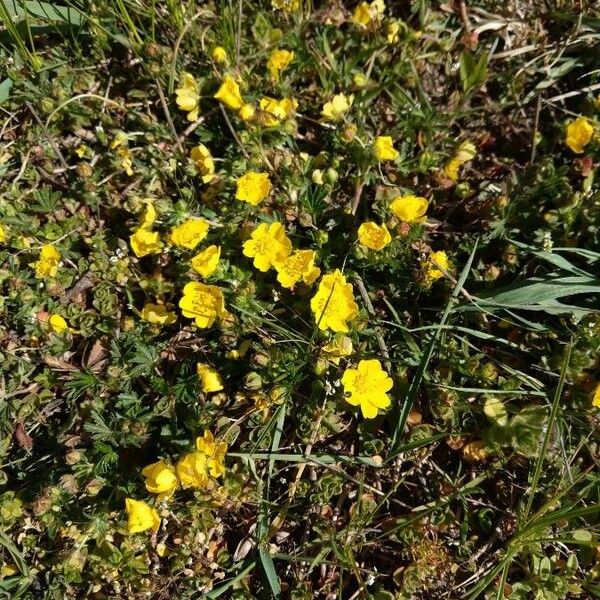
[236,0,243,66]
[350,179,365,216]
[458,0,471,33]
[529,95,542,166]
[219,105,250,159]
[154,78,184,154]
[354,275,392,373]
[25,101,69,169]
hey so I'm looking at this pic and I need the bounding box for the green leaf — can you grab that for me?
[0,78,12,105]
[484,396,508,427]
[2,1,85,25]
[259,547,281,599]
[459,50,488,92]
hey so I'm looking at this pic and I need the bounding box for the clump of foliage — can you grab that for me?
[1,0,600,598]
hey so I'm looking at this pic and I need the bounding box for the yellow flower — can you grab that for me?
[321,93,353,121]
[352,0,385,28]
[322,335,353,365]
[374,136,398,161]
[212,46,228,64]
[592,383,600,408]
[242,222,292,272]
[267,49,294,82]
[214,74,244,111]
[310,270,359,332]
[33,244,60,278]
[130,228,162,257]
[179,281,225,328]
[565,116,594,154]
[139,201,157,229]
[110,131,128,149]
[236,172,271,206]
[191,245,220,277]
[168,218,209,250]
[196,431,227,478]
[353,3,371,27]
[239,103,256,121]
[353,72,368,87]
[48,314,69,333]
[176,451,209,489]
[117,146,134,176]
[358,222,392,250]
[125,498,160,534]
[258,97,298,127]
[390,195,428,223]
[341,359,392,419]
[190,144,215,184]
[175,72,200,122]
[387,20,400,43]
[140,303,177,325]
[0,223,7,243]
[275,249,320,288]
[422,250,450,283]
[443,140,476,181]
[462,440,488,462]
[142,460,178,500]
[271,0,299,10]
[197,363,224,393]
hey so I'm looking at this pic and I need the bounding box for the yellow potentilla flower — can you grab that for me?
[353,2,371,27]
[353,0,385,28]
[125,498,160,534]
[443,140,476,181]
[168,218,209,250]
[242,222,292,272]
[139,201,157,229]
[179,281,225,328]
[239,103,256,121]
[358,222,392,250]
[214,74,244,110]
[0,223,7,243]
[130,228,162,257]
[310,270,359,333]
[176,451,209,488]
[196,431,227,478]
[387,20,400,43]
[389,195,428,223]
[191,244,220,277]
[33,244,60,278]
[275,249,320,288]
[267,49,294,82]
[212,46,228,64]
[322,335,353,365]
[142,460,178,500]
[341,359,392,419]
[116,146,134,176]
[258,97,298,127]
[565,116,594,154]
[48,314,69,333]
[190,144,215,184]
[422,250,450,283]
[175,72,200,122]
[197,363,224,393]
[235,172,272,206]
[110,131,128,150]
[353,72,368,87]
[462,440,488,462]
[140,303,177,325]
[592,383,600,408]
[321,93,353,121]
[271,0,299,10]
[374,136,399,161]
